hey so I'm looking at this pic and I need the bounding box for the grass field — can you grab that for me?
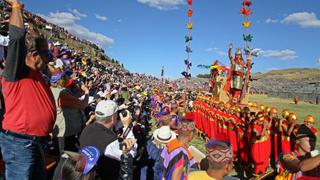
[190,94,320,152]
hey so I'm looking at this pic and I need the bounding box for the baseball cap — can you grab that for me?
[79,146,100,175]
[95,100,119,118]
[64,146,100,175]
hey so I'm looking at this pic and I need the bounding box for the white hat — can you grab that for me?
[153,126,176,144]
[95,100,118,118]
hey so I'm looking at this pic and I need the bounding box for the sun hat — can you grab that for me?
[153,126,176,143]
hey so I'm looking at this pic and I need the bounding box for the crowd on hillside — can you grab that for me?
[0,1,319,180]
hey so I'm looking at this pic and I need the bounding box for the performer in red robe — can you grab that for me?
[269,107,280,168]
[288,113,299,151]
[304,114,317,136]
[249,112,271,176]
[234,106,251,178]
[279,109,291,153]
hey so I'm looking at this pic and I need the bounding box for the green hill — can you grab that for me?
[252,68,320,81]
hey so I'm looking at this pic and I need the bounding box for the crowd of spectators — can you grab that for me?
[0,1,227,180]
[0,1,318,180]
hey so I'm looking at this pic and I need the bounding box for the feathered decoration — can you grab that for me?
[242,21,252,28]
[245,47,260,57]
[242,0,252,7]
[185,60,192,68]
[243,34,253,42]
[186,46,192,53]
[187,23,193,30]
[251,49,260,57]
[188,9,193,17]
[240,7,252,16]
[197,64,211,69]
[210,65,220,70]
[185,35,192,43]
[210,65,229,71]
[181,71,191,79]
[244,46,252,55]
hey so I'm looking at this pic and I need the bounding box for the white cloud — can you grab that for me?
[205,47,227,56]
[95,14,108,21]
[68,8,87,18]
[317,57,320,64]
[260,49,298,60]
[266,18,279,24]
[117,19,123,23]
[137,0,185,10]
[281,12,320,28]
[39,11,114,47]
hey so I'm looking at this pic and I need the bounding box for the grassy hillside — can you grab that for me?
[252,68,320,81]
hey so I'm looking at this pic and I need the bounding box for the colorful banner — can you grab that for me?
[240,0,254,102]
[181,0,193,80]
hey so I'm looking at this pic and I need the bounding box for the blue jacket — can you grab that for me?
[139,139,164,180]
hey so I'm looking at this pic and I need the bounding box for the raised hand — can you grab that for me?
[228,43,233,49]
[4,0,19,5]
[122,138,136,154]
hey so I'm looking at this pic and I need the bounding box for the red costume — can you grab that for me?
[227,115,239,159]
[280,120,291,153]
[237,117,249,165]
[249,118,271,175]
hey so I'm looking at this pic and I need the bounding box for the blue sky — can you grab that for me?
[23,0,320,79]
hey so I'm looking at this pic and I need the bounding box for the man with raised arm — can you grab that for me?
[0,0,56,179]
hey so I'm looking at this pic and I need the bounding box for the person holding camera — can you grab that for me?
[79,100,137,180]
[112,109,137,155]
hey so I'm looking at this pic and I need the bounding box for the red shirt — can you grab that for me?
[2,70,57,137]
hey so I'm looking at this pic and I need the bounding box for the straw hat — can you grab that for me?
[153,126,176,143]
